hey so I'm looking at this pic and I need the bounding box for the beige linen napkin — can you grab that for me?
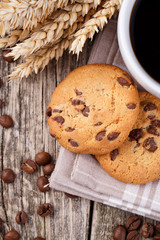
[50,20,160,221]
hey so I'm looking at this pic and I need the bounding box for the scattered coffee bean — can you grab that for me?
[117,77,131,87]
[151,120,160,128]
[154,234,160,240]
[35,152,52,165]
[22,159,37,174]
[37,203,53,217]
[126,230,140,240]
[113,225,126,240]
[107,132,120,141]
[43,163,55,176]
[36,176,50,192]
[52,116,65,124]
[0,99,2,108]
[65,192,78,199]
[0,218,3,232]
[2,168,15,183]
[2,50,14,63]
[71,99,85,106]
[126,215,141,231]
[126,103,137,109]
[95,122,103,126]
[129,129,143,142]
[96,131,106,141]
[110,149,119,161]
[15,211,27,225]
[141,223,154,238]
[34,237,45,240]
[0,115,14,128]
[4,230,20,240]
[156,223,160,233]
[75,89,82,96]
[68,139,79,147]
[46,107,52,117]
[143,137,158,152]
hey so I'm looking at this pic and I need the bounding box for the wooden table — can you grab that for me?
[0,40,155,240]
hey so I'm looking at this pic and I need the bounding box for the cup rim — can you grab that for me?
[117,0,160,98]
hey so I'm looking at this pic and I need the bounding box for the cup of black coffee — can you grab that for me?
[118,0,160,98]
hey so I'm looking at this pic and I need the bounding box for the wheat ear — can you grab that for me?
[70,0,122,55]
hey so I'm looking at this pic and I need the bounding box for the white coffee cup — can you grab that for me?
[117,0,160,98]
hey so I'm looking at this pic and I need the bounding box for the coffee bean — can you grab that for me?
[154,234,160,240]
[35,152,52,165]
[2,168,15,183]
[0,115,14,128]
[75,89,82,96]
[72,99,85,106]
[0,218,3,232]
[15,211,27,224]
[151,120,160,128]
[144,102,157,111]
[143,137,158,152]
[147,125,159,136]
[129,129,143,142]
[2,50,14,63]
[126,215,141,231]
[68,139,79,147]
[82,106,90,117]
[65,192,78,199]
[52,116,65,124]
[126,103,137,109]
[95,122,103,126]
[46,107,52,117]
[37,176,50,192]
[110,149,119,161]
[127,230,140,240]
[113,225,126,240]
[65,127,75,132]
[34,237,45,240]
[107,132,120,141]
[117,77,131,87]
[22,159,37,174]
[4,230,20,240]
[156,223,160,233]
[141,223,154,238]
[37,203,53,217]
[43,163,55,176]
[0,99,2,108]
[96,131,106,141]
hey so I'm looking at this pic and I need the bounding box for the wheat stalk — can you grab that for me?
[70,0,122,55]
[8,2,95,60]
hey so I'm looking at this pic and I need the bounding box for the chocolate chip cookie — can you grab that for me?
[96,92,160,184]
[47,64,139,155]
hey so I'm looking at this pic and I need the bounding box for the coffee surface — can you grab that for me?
[130,0,160,82]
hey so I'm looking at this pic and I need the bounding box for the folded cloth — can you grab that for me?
[50,20,160,220]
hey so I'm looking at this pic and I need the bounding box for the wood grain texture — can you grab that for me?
[0,37,155,240]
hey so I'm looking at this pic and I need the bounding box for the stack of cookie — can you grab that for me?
[47,64,160,185]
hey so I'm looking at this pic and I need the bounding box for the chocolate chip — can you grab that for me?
[147,125,159,136]
[35,152,52,165]
[0,115,14,128]
[141,223,154,238]
[52,109,63,113]
[156,223,160,233]
[2,50,14,63]
[126,230,140,240]
[75,89,82,96]
[50,133,57,138]
[0,218,3,232]
[43,163,55,176]
[2,168,15,183]
[36,176,50,192]
[143,137,158,152]
[110,149,119,161]
[37,203,53,217]
[34,238,45,240]
[126,103,137,109]
[147,113,156,120]
[4,230,20,240]
[96,131,106,141]
[68,139,79,147]
[117,77,131,87]
[72,99,85,106]
[126,215,141,231]
[53,116,65,124]
[144,102,157,111]
[82,106,90,117]
[46,107,52,117]
[154,234,160,240]
[65,192,78,199]
[22,159,37,174]
[65,127,75,132]
[151,120,160,128]
[15,211,27,225]
[107,132,120,141]
[129,128,143,142]
[95,122,103,126]
[113,225,126,240]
